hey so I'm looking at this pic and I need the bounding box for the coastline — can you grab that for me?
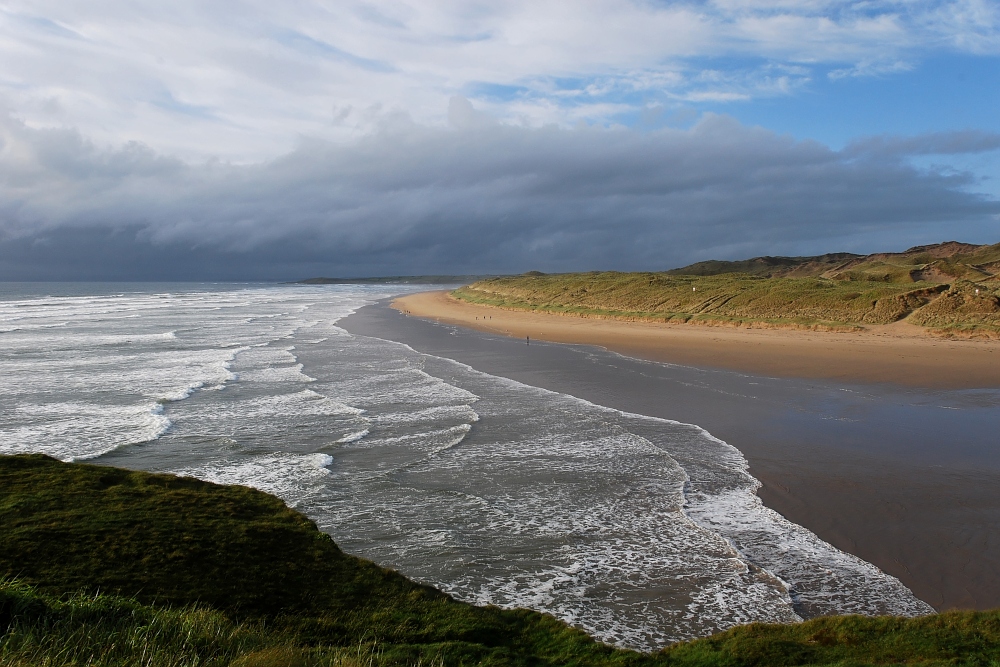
[340,295,1000,613]
[392,290,1000,389]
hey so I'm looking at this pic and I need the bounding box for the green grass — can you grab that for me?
[454,273,957,328]
[906,280,1000,336]
[664,253,863,278]
[661,613,1000,666]
[3,454,1000,666]
[666,242,1000,284]
[0,580,278,667]
[454,269,1000,334]
[0,454,632,667]
[4,579,1000,667]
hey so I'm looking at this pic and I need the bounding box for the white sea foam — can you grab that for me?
[0,286,390,464]
[0,400,171,461]
[605,410,935,618]
[176,451,336,508]
[231,390,365,418]
[376,404,479,425]
[359,349,935,647]
[336,430,370,443]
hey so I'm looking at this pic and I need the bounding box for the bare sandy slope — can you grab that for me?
[393,291,1000,389]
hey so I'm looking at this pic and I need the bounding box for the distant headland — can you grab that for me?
[289,274,497,285]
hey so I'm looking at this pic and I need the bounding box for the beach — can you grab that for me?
[392,291,1000,390]
[341,292,1000,612]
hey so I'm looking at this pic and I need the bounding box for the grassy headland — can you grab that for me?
[3,454,1000,666]
[0,454,612,667]
[453,242,1000,336]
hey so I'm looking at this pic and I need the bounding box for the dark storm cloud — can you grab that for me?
[844,130,1000,157]
[0,111,997,280]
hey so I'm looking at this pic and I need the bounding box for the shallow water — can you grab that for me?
[0,283,931,650]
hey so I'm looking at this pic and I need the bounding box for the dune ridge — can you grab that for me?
[453,242,1000,338]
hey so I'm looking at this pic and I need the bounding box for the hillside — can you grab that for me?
[3,454,1000,666]
[454,242,1000,337]
[667,242,1000,283]
[0,454,616,666]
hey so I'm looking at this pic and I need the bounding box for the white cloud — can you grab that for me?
[0,1,996,160]
[922,0,1000,54]
[827,59,913,79]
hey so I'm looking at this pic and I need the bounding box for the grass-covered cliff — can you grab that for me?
[0,454,614,667]
[453,242,1000,336]
[2,454,999,666]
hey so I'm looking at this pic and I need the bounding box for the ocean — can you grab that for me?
[0,282,932,651]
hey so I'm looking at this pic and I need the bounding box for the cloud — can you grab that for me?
[845,130,1000,157]
[0,109,997,280]
[1,1,997,160]
[827,59,913,80]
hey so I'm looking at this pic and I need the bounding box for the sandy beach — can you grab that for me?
[341,293,1000,613]
[393,291,1000,390]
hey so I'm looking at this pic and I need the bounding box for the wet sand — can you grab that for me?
[341,297,1000,612]
[393,291,1000,389]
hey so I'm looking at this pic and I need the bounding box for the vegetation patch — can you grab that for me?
[454,242,1000,334]
[3,454,1000,666]
[907,280,1000,338]
[0,454,628,666]
[666,241,1000,283]
[454,273,956,329]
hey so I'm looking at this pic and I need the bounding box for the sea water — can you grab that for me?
[0,283,932,651]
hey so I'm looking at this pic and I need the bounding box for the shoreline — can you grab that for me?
[341,295,1000,612]
[392,290,1000,389]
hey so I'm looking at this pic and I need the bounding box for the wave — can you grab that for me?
[0,400,171,462]
[401,349,933,627]
[336,429,370,443]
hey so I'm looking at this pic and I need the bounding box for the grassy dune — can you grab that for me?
[453,243,1000,336]
[3,454,1000,666]
[454,273,959,330]
[668,241,1000,283]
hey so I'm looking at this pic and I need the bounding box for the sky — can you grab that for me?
[1,1,998,280]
